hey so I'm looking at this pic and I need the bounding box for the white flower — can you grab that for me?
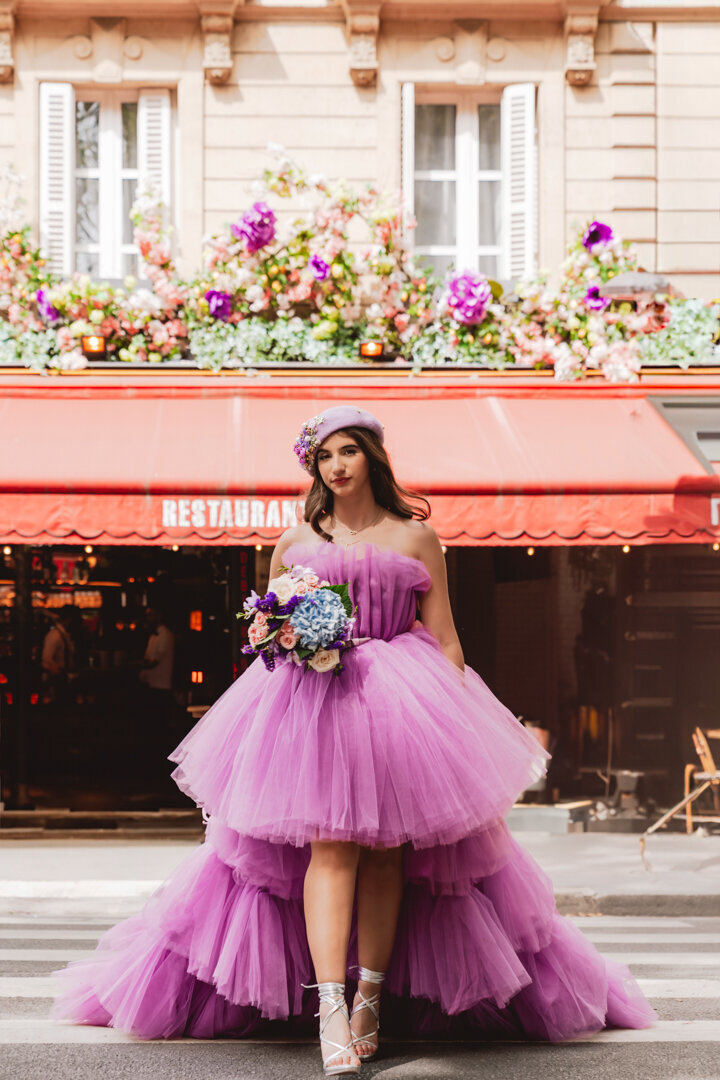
[267,575,297,604]
[308,648,340,673]
[55,348,88,371]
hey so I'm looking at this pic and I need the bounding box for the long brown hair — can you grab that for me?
[303,425,431,542]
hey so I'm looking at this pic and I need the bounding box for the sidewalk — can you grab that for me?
[0,830,719,917]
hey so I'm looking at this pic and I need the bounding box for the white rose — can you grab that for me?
[268,576,296,604]
[308,648,340,673]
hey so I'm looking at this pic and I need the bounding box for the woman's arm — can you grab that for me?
[415,525,465,672]
[268,525,302,580]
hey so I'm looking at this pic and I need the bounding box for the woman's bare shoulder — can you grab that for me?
[384,517,440,560]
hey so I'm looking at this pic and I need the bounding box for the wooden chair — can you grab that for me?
[640,726,720,860]
[684,727,720,834]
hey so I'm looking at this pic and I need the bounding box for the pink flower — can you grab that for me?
[248,612,269,647]
[276,621,300,649]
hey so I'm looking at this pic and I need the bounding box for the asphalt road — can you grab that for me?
[1,913,719,1080]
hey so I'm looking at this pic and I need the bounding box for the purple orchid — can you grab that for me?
[582,221,614,254]
[444,271,492,325]
[205,289,233,320]
[36,288,59,323]
[231,201,277,253]
[309,255,330,282]
[584,284,610,311]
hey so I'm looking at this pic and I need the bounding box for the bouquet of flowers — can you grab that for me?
[238,564,356,675]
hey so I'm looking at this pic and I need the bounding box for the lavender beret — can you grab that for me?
[293,405,385,473]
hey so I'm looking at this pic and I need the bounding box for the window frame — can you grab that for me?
[412,87,504,278]
[73,87,141,279]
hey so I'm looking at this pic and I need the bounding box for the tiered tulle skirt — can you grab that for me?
[51,623,656,1041]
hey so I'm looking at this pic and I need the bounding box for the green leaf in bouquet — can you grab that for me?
[295,646,313,660]
[322,582,353,617]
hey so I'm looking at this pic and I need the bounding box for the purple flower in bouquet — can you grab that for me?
[584,284,610,311]
[309,255,330,282]
[444,271,492,325]
[231,201,277,253]
[582,221,614,254]
[205,289,233,320]
[36,289,59,323]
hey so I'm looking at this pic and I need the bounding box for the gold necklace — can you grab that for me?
[331,508,384,539]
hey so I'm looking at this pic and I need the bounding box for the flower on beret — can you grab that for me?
[294,413,325,473]
[582,221,614,254]
[231,201,277,253]
[584,285,610,311]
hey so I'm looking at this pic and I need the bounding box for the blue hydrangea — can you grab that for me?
[289,589,348,650]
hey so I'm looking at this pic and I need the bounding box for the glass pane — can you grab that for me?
[75,251,99,275]
[75,178,99,244]
[122,252,140,278]
[478,180,501,245]
[419,253,455,280]
[75,102,99,169]
[477,254,499,279]
[123,178,138,244]
[122,103,138,169]
[477,105,501,170]
[414,105,456,171]
[414,180,456,247]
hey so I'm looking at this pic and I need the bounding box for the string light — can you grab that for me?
[527,547,535,556]
[2,546,10,556]
[84,545,93,554]
[622,545,631,553]
[171,544,179,552]
[713,543,720,552]
[255,544,263,552]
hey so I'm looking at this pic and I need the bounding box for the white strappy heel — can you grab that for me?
[350,965,385,1062]
[302,980,361,1076]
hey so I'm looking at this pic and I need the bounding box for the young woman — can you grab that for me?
[52,405,655,1074]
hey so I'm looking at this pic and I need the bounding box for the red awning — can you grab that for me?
[1,380,719,546]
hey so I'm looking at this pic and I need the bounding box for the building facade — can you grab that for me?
[0,0,718,297]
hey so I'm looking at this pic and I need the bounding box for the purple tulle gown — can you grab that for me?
[52,541,656,1042]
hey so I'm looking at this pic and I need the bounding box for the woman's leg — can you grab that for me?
[351,845,404,1056]
[304,840,361,1069]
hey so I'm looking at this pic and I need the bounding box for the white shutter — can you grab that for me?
[500,83,536,282]
[39,82,74,276]
[138,89,171,210]
[400,82,415,219]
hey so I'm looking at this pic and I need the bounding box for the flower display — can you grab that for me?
[238,563,356,675]
[0,146,718,381]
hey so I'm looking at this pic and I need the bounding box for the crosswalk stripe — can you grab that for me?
[637,979,720,998]
[1,1018,720,1046]
[0,930,103,942]
[582,933,720,945]
[0,949,95,962]
[595,952,720,966]
[0,882,159,898]
[0,977,58,998]
[584,1020,720,1043]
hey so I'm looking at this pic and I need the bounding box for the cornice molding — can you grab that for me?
[564,3,600,85]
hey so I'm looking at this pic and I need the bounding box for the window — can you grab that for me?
[40,84,172,279]
[402,83,537,284]
[74,92,141,278]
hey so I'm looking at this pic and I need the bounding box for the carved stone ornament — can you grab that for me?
[565,10,599,87]
[71,35,93,60]
[201,14,233,84]
[341,2,380,88]
[0,6,15,84]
